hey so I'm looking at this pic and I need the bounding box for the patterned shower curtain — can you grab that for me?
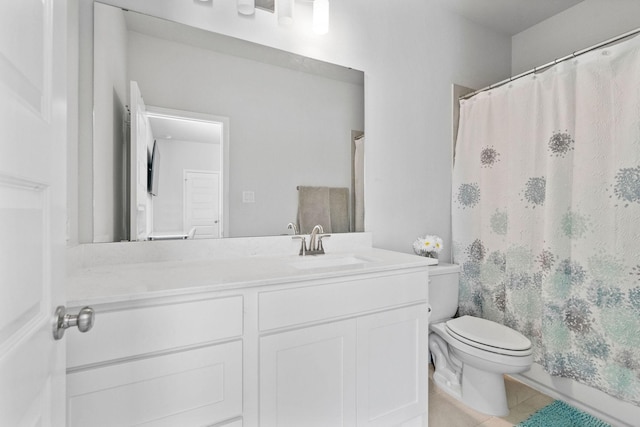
[452,34,640,405]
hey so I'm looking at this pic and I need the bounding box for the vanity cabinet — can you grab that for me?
[65,248,430,426]
[259,305,427,427]
[258,271,428,427]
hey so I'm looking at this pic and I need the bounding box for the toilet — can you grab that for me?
[428,264,533,416]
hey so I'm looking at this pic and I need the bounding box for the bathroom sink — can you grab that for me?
[289,254,375,270]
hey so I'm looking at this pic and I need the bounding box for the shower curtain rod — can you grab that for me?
[461,26,640,100]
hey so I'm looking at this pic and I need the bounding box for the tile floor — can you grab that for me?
[428,365,555,427]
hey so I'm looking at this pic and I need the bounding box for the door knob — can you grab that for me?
[53,306,95,340]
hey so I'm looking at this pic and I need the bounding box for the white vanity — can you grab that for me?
[65,234,433,426]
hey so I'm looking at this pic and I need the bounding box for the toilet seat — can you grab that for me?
[445,316,532,357]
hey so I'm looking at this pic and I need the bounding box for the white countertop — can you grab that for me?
[67,247,435,306]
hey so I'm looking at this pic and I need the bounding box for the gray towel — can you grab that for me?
[329,187,350,233]
[297,186,332,234]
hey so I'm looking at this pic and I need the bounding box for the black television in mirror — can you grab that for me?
[148,140,160,196]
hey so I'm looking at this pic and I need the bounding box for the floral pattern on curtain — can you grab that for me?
[452,35,640,405]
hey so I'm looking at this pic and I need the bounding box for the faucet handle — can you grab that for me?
[317,234,330,252]
[292,236,307,255]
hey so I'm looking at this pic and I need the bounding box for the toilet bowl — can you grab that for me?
[427,264,533,416]
[429,316,533,416]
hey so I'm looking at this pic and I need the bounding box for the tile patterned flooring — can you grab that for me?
[429,365,555,427]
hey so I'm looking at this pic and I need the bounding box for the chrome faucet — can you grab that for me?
[308,224,323,252]
[287,222,299,235]
[292,224,330,256]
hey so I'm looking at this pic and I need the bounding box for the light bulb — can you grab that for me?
[237,0,255,16]
[313,0,329,35]
[278,0,294,26]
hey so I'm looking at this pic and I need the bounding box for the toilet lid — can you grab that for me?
[445,315,532,354]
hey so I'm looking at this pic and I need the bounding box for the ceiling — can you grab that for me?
[437,0,585,36]
[148,115,222,145]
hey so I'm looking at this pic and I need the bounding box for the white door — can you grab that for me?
[0,1,67,425]
[129,81,153,241]
[184,170,221,238]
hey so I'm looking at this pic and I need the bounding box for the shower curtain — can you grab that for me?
[452,34,640,405]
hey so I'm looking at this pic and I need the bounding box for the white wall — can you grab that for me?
[82,0,511,255]
[92,3,128,242]
[510,2,640,424]
[153,139,218,233]
[126,30,362,238]
[512,0,640,74]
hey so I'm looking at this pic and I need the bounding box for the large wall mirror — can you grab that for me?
[91,2,365,243]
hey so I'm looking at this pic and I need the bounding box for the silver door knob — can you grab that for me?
[53,306,95,340]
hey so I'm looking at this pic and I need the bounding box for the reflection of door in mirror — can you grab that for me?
[184,171,221,239]
[130,81,153,241]
[144,106,226,241]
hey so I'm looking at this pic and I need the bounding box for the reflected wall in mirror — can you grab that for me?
[91,2,365,243]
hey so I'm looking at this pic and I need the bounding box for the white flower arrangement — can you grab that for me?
[413,234,443,258]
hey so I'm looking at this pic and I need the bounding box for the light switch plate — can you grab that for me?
[243,191,255,203]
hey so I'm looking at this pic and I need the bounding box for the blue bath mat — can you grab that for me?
[517,400,611,427]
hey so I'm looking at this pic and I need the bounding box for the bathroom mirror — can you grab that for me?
[90,2,365,242]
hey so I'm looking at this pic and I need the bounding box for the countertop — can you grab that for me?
[67,248,435,306]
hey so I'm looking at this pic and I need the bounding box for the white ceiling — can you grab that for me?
[437,0,585,36]
[148,115,222,145]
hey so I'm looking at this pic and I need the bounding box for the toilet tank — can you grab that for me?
[428,263,460,323]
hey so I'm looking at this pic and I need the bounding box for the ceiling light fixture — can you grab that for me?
[278,0,294,26]
[272,0,329,34]
[312,0,329,35]
[237,0,256,15]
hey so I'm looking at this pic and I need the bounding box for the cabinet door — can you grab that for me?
[356,305,428,427]
[260,320,357,427]
[67,341,242,427]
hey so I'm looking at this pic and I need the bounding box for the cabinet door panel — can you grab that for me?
[259,271,427,331]
[357,305,428,427]
[67,341,242,427]
[67,296,243,368]
[260,320,357,427]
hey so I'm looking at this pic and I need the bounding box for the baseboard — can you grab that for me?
[511,363,639,427]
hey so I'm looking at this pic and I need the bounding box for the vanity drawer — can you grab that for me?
[258,270,427,331]
[67,340,242,427]
[67,295,243,368]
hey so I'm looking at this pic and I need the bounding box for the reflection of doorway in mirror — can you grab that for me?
[129,81,153,242]
[184,171,221,239]
[145,106,228,240]
[351,131,365,233]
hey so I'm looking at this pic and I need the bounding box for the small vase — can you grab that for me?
[423,251,438,264]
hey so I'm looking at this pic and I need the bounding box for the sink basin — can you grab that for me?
[289,254,375,270]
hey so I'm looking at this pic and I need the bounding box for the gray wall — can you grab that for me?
[512,0,640,74]
[92,3,128,242]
